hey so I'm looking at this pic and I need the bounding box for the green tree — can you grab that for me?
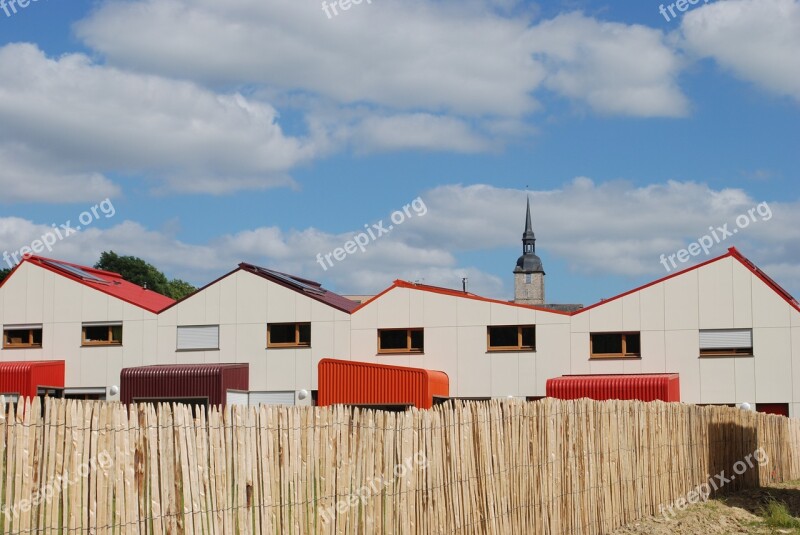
[95,251,196,300]
[0,268,10,283]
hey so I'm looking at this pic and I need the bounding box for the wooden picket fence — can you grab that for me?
[1,396,799,534]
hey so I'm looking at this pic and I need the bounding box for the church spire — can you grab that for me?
[522,197,535,253]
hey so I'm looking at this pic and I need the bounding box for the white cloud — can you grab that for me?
[76,0,688,119]
[3,179,797,301]
[680,0,800,103]
[528,13,689,116]
[0,43,315,198]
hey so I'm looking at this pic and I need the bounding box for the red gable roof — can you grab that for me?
[1,256,175,313]
[354,248,800,316]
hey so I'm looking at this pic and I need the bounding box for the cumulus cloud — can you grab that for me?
[3,179,797,300]
[0,43,315,198]
[680,0,800,104]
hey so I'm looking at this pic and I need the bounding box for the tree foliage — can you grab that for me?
[94,251,196,300]
[0,268,10,283]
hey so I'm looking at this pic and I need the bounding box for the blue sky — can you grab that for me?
[0,0,798,306]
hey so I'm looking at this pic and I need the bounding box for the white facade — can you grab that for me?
[0,261,161,398]
[155,268,352,405]
[2,249,798,415]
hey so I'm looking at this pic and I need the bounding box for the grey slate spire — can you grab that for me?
[514,197,544,274]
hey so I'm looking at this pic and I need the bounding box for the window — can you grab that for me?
[267,323,311,348]
[525,273,532,284]
[699,329,752,356]
[82,323,122,346]
[487,325,536,351]
[378,328,424,354]
[177,325,219,351]
[3,325,43,349]
[590,332,640,358]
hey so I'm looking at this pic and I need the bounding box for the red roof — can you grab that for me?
[354,248,800,316]
[1,256,175,313]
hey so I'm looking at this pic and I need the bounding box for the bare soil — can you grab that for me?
[611,481,800,535]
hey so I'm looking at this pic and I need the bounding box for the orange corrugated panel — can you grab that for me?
[0,361,65,399]
[318,358,450,409]
[546,374,680,402]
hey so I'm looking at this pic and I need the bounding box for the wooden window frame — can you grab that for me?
[487,325,536,352]
[377,328,424,354]
[3,327,43,349]
[590,332,640,359]
[267,322,311,348]
[81,324,123,347]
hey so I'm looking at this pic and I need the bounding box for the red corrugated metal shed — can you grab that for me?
[317,358,449,409]
[546,374,680,402]
[0,360,65,399]
[120,363,249,406]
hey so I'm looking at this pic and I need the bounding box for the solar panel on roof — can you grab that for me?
[256,267,325,295]
[44,260,109,284]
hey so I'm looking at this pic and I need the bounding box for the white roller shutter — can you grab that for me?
[699,329,752,349]
[248,391,296,406]
[226,390,249,406]
[177,326,219,350]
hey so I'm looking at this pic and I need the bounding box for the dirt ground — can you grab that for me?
[611,481,800,535]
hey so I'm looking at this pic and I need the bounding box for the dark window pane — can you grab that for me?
[31,329,43,345]
[110,325,123,344]
[380,330,408,350]
[5,329,29,345]
[521,327,535,349]
[592,334,623,354]
[489,327,518,348]
[625,334,640,355]
[84,326,110,343]
[270,324,296,345]
[298,324,311,345]
[410,330,424,351]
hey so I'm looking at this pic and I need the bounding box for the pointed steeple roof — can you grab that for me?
[514,197,544,274]
[523,197,535,241]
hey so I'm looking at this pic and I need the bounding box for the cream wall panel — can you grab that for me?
[793,311,800,328]
[698,260,734,329]
[376,289,411,327]
[752,277,792,328]
[266,349,298,390]
[569,333,592,375]
[622,359,643,374]
[490,353,519,397]
[1,266,30,323]
[639,284,665,331]
[176,289,209,326]
[409,290,425,328]
[571,311,589,333]
[419,327,458,388]
[295,350,313,391]
[422,293,457,328]
[732,263,754,328]
[248,355,268,392]
[157,306,176,326]
[589,359,626,375]
[79,350,109,386]
[350,296,378,330]
[489,303,518,326]
[374,353,414,369]
[203,283,221,325]
[122,321,144,369]
[42,271,55,324]
[519,356,536,397]
[311,321,335,370]
[350,329,378,361]
[699,358,736,403]
[218,275,239,325]
[457,298,490,327]
[53,276,81,324]
[295,294,312,321]
[664,273,699,331]
[665,330,700,403]
[333,320,351,361]
[157,326,177,363]
[456,326,491,397]
[311,299,336,322]
[267,284,297,323]
[622,294,641,332]
[240,273,269,323]
[754,328,792,402]
[81,287,110,323]
[640,331,666,373]
[25,267,44,321]
[734,358,756,405]
[535,324,571,393]
[533,310,568,326]
[141,320,158,366]
[235,323,264,363]
[794,327,800,403]
[106,353,123,391]
[589,298,623,332]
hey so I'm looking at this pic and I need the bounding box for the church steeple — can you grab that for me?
[514,197,544,275]
[514,197,545,305]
